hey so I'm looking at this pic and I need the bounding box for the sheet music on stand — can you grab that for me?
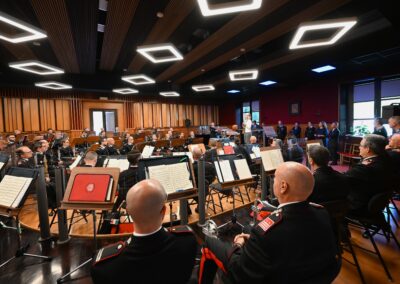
[142,145,155,158]
[263,126,277,138]
[104,157,130,172]
[260,147,284,172]
[214,156,252,183]
[0,162,5,171]
[0,175,33,209]
[147,163,193,194]
[69,155,82,170]
[172,152,194,163]
[250,146,261,159]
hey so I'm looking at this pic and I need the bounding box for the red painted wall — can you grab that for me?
[219,81,339,125]
[260,81,339,124]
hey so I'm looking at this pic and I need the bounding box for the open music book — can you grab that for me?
[260,148,284,171]
[147,163,193,194]
[104,158,130,172]
[214,160,234,183]
[142,145,155,158]
[250,146,261,159]
[234,159,252,180]
[69,155,82,170]
[0,175,33,208]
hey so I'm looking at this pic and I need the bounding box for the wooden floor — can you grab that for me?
[1,195,399,283]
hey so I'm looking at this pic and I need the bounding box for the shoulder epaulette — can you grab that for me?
[93,241,125,266]
[255,209,282,235]
[168,225,193,235]
[309,202,324,208]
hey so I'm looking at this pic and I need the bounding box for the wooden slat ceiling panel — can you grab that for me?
[31,0,80,73]
[66,0,98,73]
[156,0,290,83]
[1,41,37,60]
[99,0,140,71]
[175,0,351,84]
[128,0,196,73]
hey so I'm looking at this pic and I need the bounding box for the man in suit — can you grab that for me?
[120,136,135,155]
[328,122,340,165]
[305,121,316,140]
[307,145,350,203]
[114,150,141,209]
[346,134,393,217]
[91,179,198,284]
[199,162,340,284]
[96,138,109,156]
[107,138,120,156]
[16,146,35,168]
[291,122,301,138]
[373,118,388,138]
[388,116,400,135]
[276,120,287,141]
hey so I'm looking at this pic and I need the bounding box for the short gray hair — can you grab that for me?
[363,134,387,156]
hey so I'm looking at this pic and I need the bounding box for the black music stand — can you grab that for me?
[0,168,52,269]
[0,153,10,179]
[213,155,254,230]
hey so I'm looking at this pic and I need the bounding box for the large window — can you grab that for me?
[241,100,260,124]
[381,78,400,136]
[353,83,374,134]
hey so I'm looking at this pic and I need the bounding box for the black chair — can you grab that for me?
[321,200,365,284]
[346,191,400,281]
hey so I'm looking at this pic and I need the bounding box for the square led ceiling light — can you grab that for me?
[229,69,258,81]
[159,91,180,97]
[137,43,183,63]
[113,88,139,94]
[192,84,215,92]
[197,0,262,16]
[9,60,64,75]
[35,81,72,90]
[121,74,155,85]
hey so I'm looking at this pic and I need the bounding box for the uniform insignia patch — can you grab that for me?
[93,241,125,266]
[256,210,282,235]
[309,202,324,208]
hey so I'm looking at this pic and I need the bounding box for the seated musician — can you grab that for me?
[82,151,98,167]
[204,139,218,162]
[307,145,350,203]
[179,132,185,139]
[99,130,107,141]
[91,179,198,284]
[114,150,141,209]
[189,131,195,139]
[199,162,340,283]
[43,128,54,142]
[120,136,135,155]
[151,134,158,142]
[59,139,74,161]
[6,134,16,147]
[51,132,64,153]
[346,134,394,217]
[80,130,88,138]
[16,146,35,168]
[107,138,120,156]
[388,115,400,134]
[386,134,400,183]
[96,138,108,156]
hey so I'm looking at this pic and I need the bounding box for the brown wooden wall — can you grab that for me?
[0,89,219,132]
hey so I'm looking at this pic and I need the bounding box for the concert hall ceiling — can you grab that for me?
[0,0,399,100]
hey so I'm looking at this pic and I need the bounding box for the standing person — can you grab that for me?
[291,122,301,138]
[243,114,252,144]
[276,120,287,141]
[305,121,316,140]
[316,121,329,147]
[328,122,340,165]
[373,118,388,138]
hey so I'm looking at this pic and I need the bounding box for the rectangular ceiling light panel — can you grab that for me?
[35,81,72,90]
[9,60,64,75]
[229,69,258,81]
[113,88,139,94]
[197,0,262,16]
[289,18,357,49]
[137,43,183,63]
[159,91,180,97]
[0,11,47,43]
[192,84,215,92]
[121,74,155,85]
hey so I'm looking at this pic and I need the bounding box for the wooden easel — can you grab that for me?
[57,167,120,283]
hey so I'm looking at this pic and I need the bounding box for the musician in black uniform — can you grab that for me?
[96,138,109,156]
[199,162,340,284]
[276,120,287,141]
[51,132,64,154]
[82,151,98,167]
[120,136,135,155]
[307,145,350,203]
[16,146,35,168]
[114,150,141,209]
[204,139,218,163]
[107,138,120,156]
[327,122,340,165]
[386,134,400,185]
[346,134,394,217]
[91,179,198,284]
[60,139,74,159]
[291,122,301,138]
[305,121,316,140]
[373,118,388,138]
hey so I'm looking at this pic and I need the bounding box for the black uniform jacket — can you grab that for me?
[346,156,393,216]
[91,227,198,284]
[224,202,339,284]
[308,166,350,204]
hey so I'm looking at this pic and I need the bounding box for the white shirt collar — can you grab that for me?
[133,226,162,237]
[278,201,302,209]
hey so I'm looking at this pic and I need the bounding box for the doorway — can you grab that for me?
[90,109,117,134]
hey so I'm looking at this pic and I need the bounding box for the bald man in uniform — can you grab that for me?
[199,162,340,284]
[91,179,198,284]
